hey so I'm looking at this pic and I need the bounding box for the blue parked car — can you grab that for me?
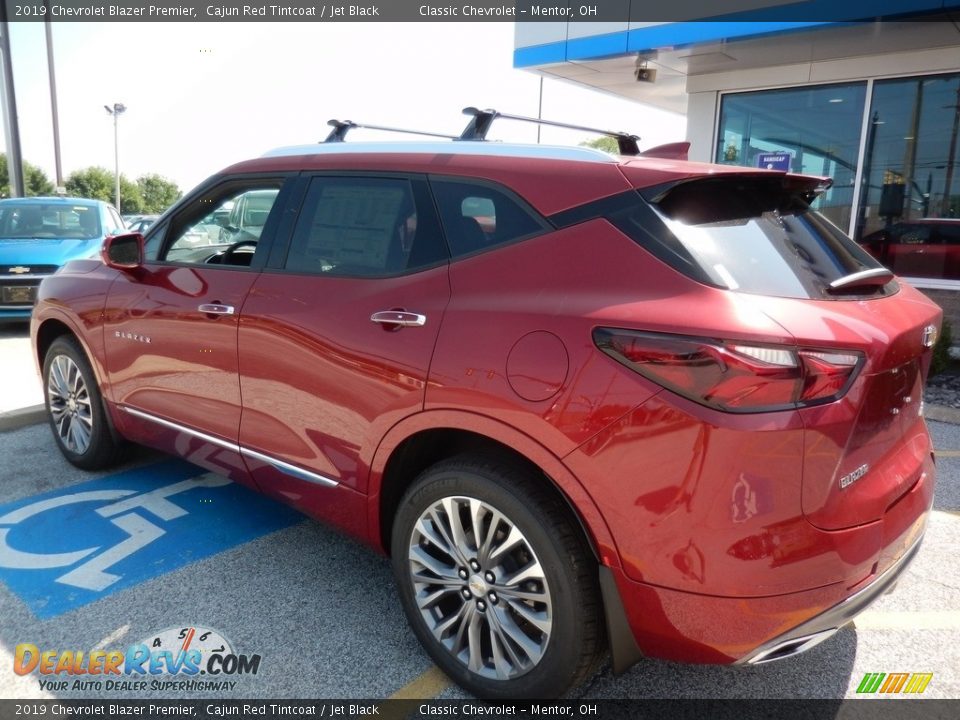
[0,197,126,320]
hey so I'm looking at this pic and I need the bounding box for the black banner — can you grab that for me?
[0,700,958,720]
[4,0,956,23]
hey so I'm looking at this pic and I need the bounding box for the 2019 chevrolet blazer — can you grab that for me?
[31,130,939,699]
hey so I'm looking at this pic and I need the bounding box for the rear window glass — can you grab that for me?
[431,179,547,258]
[612,177,895,300]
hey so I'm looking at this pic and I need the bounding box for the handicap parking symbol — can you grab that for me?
[0,460,303,619]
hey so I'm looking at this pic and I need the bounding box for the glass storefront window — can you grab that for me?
[716,82,867,232]
[855,73,960,281]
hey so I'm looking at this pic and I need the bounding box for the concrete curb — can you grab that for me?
[925,404,960,426]
[0,405,47,432]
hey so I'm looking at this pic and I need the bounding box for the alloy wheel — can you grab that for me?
[47,354,94,455]
[407,495,553,680]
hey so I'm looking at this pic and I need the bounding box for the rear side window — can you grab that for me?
[933,224,960,245]
[609,176,895,300]
[430,179,547,258]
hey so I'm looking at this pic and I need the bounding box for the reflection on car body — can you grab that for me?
[30,128,940,699]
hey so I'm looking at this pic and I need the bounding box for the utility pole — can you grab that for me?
[536,76,543,144]
[0,2,24,197]
[942,84,960,217]
[44,0,63,191]
[104,102,126,211]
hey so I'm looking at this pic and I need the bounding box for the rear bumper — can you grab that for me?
[596,453,931,666]
[738,533,923,664]
[604,525,926,667]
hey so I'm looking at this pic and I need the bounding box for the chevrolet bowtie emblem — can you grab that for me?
[8,266,30,274]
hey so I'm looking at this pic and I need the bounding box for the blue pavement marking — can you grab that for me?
[0,460,303,619]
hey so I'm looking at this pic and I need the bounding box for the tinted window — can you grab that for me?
[0,203,101,239]
[939,225,960,244]
[611,177,894,300]
[431,179,545,258]
[898,225,930,244]
[284,177,446,277]
[162,184,282,266]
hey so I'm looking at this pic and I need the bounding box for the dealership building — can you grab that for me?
[515,5,960,323]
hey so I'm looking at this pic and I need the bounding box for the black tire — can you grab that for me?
[42,335,124,470]
[391,454,604,699]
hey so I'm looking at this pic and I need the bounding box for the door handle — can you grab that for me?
[198,303,235,316]
[370,310,427,327]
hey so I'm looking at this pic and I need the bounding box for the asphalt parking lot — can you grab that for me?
[0,321,958,701]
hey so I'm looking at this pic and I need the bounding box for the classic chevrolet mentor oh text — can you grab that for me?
[31,110,939,699]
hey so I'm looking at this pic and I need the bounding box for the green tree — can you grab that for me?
[137,173,181,213]
[580,136,621,154]
[65,166,114,203]
[119,176,144,214]
[0,153,56,197]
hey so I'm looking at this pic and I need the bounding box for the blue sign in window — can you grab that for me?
[756,153,793,172]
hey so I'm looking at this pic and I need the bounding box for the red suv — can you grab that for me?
[31,121,939,699]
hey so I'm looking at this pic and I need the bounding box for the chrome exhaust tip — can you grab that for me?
[745,628,839,664]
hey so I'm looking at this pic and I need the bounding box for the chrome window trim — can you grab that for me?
[120,405,339,488]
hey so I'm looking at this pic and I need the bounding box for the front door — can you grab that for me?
[104,178,292,483]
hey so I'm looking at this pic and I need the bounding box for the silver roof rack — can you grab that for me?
[324,119,458,143]
[322,108,643,157]
[459,107,641,156]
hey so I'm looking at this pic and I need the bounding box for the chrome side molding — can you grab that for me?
[120,406,339,488]
[121,406,240,453]
[239,447,338,488]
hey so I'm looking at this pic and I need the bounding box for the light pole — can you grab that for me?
[104,102,126,211]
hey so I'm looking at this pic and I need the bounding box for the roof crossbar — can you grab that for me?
[323,119,458,143]
[459,107,641,156]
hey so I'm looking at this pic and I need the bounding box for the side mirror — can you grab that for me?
[102,232,144,270]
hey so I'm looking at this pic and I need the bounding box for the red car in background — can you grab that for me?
[31,127,939,698]
[860,218,960,280]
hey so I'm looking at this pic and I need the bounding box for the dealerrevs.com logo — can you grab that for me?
[13,626,261,693]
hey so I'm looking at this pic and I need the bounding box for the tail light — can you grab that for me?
[593,328,862,413]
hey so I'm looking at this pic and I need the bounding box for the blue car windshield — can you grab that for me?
[0,203,102,240]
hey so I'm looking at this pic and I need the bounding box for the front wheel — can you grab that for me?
[43,336,124,470]
[391,455,604,699]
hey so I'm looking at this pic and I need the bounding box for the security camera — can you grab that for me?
[634,59,657,83]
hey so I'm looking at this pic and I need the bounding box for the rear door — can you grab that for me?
[104,177,293,484]
[236,173,450,527]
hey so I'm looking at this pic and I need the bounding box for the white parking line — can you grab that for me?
[854,610,960,630]
[93,624,131,651]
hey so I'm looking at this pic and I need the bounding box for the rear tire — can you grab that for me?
[43,336,124,470]
[391,454,604,699]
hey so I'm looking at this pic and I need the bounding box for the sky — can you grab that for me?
[3,21,684,194]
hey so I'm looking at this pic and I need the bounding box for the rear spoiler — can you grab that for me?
[642,173,835,225]
[637,142,690,161]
